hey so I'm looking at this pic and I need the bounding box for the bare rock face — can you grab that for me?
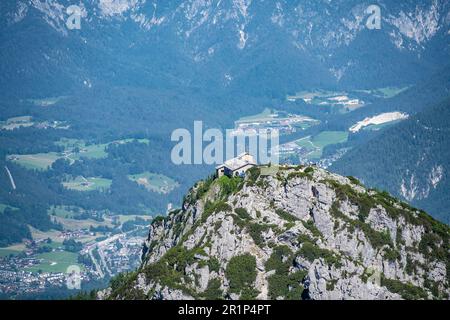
[102,166,449,300]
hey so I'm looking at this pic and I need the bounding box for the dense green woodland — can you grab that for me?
[332,98,450,224]
[0,86,277,246]
[2,72,450,246]
[1,0,450,247]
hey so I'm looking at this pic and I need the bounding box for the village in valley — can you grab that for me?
[0,210,149,298]
[230,108,320,137]
[230,106,350,168]
[227,88,411,169]
[0,86,410,299]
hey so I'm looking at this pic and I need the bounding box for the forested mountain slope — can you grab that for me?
[332,98,450,223]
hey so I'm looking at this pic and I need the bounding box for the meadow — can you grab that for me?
[62,176,112,192]
[8,138,151,171]
[355,86,410,99]
[0,115,34,130]
[295,131,349,159]
[127,172,179,194]
[8,153,61,170]
[0,248,20,257]
[23,251,81,273]
[0,203,19,213]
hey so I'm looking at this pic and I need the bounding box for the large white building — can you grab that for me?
[216,152,256,178]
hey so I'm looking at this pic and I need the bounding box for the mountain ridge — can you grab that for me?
[2,0,450,97]
[101,165,449,300]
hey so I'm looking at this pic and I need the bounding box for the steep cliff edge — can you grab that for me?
[101,166,449,300]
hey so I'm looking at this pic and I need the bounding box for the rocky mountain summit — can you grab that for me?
[101,165,449,300]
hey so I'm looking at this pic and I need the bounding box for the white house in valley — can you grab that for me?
[216,152,256,178]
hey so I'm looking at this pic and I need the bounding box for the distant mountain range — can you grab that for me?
[1,0,450,98]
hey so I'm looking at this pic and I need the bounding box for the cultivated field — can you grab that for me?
[29,226,63,243]
[355,86,410,99]
[0,115,34,130]
[0,248,21,257]
[115,214,152,224]
[128,172,179,194]
[287,90,365,113]
[7,138,151,171]
[47,205,84,219]
[23,251,82,273]
[235,108,279,124]
[26,96,68,107]
[56,138,108,160]
[0,203,18,213]
[295,131,349,159]
[8,153,60,170]
[62,176,112,192]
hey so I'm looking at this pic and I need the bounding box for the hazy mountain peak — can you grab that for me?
[387,0,442,48]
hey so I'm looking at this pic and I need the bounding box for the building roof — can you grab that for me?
[216,152,256,171]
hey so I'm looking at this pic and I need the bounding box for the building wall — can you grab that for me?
[217,167,225,177]
[232,164,255,177]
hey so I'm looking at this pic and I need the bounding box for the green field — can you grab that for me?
[0,248,21,257]
[0,116,34,130]
[72,144,108,160]
[57,138,150,161]
[295,131,349,159]
[289,90,347,100]
[56,138,108,160]
[0,203,19,214]
[296,87,409,101]
[42,241,64,250]
[6,116,32,123]
[355,86,410,99]
[377,87,408,98]
[62,176,112,192]
[8,152,60,170]
[54,216,113,231]
[292,121,317,130]
[115,214,153,224]
[27,96,68,107]
[114,138,150,145]
[29,226,62,243]
[23,251,82,273]
[128,172,179,194]
[287,90,364,113]
[54,138,81,149]
[236,108,278,123]
[47,205,84,219]
[235,108,319,131]
[8,138,150,171]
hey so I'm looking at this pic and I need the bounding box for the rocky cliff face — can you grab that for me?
[102,166,449,300]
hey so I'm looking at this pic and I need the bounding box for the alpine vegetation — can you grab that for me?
[101,165,449,300]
